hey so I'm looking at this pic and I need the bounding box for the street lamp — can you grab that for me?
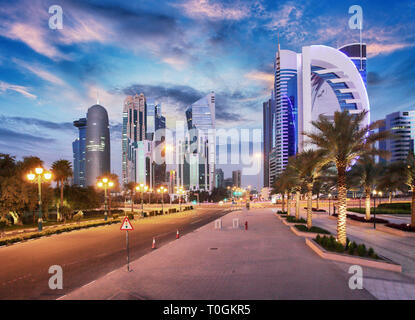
[97,178,114,221]
[328,193,332,215]
[157,186,167,213]
[372,190,377,229]
[175,186,186,211]
[27,167,52,231]
[148,188,153,204]
[136,183,149,217]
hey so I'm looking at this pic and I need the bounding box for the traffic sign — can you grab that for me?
[120,216,134,231]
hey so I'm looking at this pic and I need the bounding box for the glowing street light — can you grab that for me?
[97,177,114,221]
[157,186,168,212]
[27,167,52,231]
[136,183,149,217]
[175,186,186,211]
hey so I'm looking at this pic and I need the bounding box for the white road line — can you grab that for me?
[56,295,67,300]
[191,219,204,225]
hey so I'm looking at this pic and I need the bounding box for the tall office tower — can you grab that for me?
[232,170,241,188]
[263,98,276,187]
[215,168,224,188]
[72,118,87,187]
[122,93,147,185]
[379,111,415,163]
[153,102,166,186]
[85,104,111,187]
[268,43,370,184]
[272,45,299,178]
[339,43,367,87]
[185,92,216,192]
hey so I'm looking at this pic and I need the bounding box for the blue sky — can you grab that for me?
[1,0,415,186]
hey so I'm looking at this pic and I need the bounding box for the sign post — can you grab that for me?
[120,216,134,271]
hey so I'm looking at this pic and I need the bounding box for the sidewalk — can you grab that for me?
[61,208,373,300]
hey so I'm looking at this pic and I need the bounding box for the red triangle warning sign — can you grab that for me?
[120,216,134,231]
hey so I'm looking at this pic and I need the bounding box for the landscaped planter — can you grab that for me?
[376,224,415,238]
[328,214,388,228]
[282,218,306,226]
[290,226,330,238]
[305,238,402,272]
[274,213,287,220]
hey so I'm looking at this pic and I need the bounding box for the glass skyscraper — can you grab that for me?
[85,104,111,187]
[72,117,87,187]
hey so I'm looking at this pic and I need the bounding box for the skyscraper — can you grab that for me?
[183,92,216,192]
[85,104,111,187]
[379,111,415,162]
[122,93,147,185]
[267,43,370,183]
[263,98,275,188]
[215,168,224,188]
[232,170,241,188]
[72,117,87,187]
[122,93,166,187]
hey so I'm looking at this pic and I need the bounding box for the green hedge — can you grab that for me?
[295,225,331,234]
[286,216,306,223]
[348,208,410,215]
[0,220,120,247]
[377,202,410,210]
[315,235,380,259]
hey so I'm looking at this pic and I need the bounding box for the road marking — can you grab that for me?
[56,294,66,300]
[191,219,204,225]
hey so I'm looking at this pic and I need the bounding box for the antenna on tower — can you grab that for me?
[277,32,281,53]
[96,90,100,105]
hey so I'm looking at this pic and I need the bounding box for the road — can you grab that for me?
[0,207,231,300]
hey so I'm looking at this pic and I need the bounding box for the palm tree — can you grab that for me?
[386,154,415,227]
[304,110,390,245]
[377,162,406,203]
[293,150,325,229]
[124,182,136,214]
[348,155,382,220]
[51,160,73,221]
[285,157,303,220]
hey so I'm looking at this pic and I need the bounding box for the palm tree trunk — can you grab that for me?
[337,164,348,246]
[411,186,415,227]
[286,191,291,216]
[131,191,134,214]
[307,185,312,229]
[365,189,371,221]
[316,193,320,210]
[389,192,392,204]
[281,193,285,212]
[296,191,300,220]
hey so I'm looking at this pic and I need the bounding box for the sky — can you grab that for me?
[0,0,415,187]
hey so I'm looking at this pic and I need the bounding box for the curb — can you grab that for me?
[305,238,402,273]
[376,224,415,238]
[290,226,329,238]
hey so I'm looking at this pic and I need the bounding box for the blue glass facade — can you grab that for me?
[72,117,87,187]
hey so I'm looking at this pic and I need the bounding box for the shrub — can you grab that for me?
[295,224,330,234]
[378,202,410,210]
[357,244,367,257]
[386,223,415,232]
[127,213,134,220]
[287,216,306,223]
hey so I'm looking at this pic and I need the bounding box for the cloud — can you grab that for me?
[13,59,66,86]
[0,81,36,99]
[0,115,74,131]
[173,0,250,20]
[0,127,55,144]
[367,43,414,57]
[244,71,274,89]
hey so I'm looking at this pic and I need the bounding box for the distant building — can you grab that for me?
[122,94,166,188]
[215,168,224,188]
[232,170,241,188]
[223,178,233,188]
[379,110,415,162]
[85,104,111,187]
[263,98,275,188]
[72,117,87,187]
[178,92,216,192]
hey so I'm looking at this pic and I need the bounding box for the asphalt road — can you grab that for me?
[0,207,232,300]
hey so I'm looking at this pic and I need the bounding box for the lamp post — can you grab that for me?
[176,186,185,211]
[27,167,52,231]
[372,190,377,229]
[157,186,167,213]
[97,177,114,221]
[148,188,153,204]
[328,193,332,215]
[136,183,149,217]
